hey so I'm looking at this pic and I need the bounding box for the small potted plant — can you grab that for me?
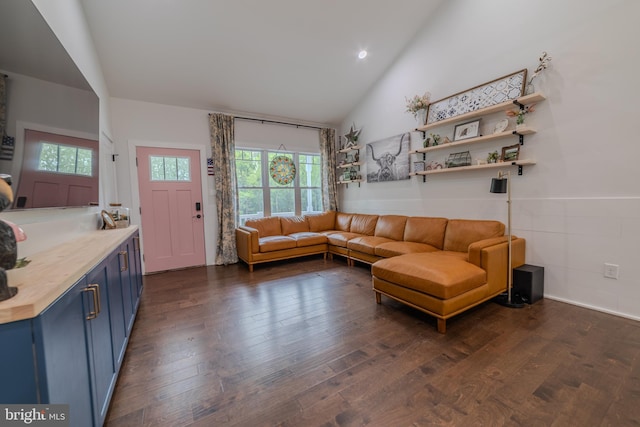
[506,104,536,130]
[487,151,499,164]
[430,133,441,146]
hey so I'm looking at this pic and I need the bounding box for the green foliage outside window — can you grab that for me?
[38,142,93,176]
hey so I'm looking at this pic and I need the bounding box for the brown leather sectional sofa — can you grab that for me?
[236,211,525,333]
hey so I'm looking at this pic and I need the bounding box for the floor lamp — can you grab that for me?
[490,171,525,308]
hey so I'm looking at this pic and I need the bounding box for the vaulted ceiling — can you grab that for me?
[79,0,445,126]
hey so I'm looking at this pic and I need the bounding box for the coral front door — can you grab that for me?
[136,147,205,273]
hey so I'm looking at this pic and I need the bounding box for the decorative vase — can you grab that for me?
[525,82,535,95]
[415,109,427,127]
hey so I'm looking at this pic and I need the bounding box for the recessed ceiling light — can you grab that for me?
[358,50,368,60]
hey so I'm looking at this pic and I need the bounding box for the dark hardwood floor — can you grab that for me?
[105,256,640,426]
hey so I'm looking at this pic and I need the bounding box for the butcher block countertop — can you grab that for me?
[0,226,139,325]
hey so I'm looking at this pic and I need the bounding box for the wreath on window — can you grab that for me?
[269,155,296,185]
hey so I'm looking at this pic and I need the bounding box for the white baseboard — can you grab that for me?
[544,294,640,323]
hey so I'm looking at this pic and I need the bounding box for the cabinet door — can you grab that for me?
[34,276,94,427]
[0,319,39,403]
[106,249,127,366]
[86,258,118,427]
[117,239,135,334]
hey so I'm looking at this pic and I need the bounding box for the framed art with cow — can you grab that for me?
[365,132,411,183]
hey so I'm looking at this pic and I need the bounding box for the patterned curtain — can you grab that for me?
[0,75,6,139]
[208,113,239,265]
[320,128,339,211]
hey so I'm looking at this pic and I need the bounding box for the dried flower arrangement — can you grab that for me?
[405,92,431,118]
[527,51,552,92]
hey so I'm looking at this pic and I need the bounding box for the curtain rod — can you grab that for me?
[209,113,324,131]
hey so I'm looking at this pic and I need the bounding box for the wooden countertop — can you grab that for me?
[0,226,139,325]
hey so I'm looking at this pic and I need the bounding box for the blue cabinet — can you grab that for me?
[33,276,94,427]
[0,230,142,427]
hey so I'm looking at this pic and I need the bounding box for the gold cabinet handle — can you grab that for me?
[91,284,101,315]
[134,236,140,252]
[119,250,129,272]
[83,285,99,320]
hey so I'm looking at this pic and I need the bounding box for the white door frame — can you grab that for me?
[127,139,216,274]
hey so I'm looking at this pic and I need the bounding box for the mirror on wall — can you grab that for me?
[0,0,100,210]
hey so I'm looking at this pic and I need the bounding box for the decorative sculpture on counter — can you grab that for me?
[0,176,19,301]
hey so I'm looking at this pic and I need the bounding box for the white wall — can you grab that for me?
[110,98,323,267]
[340,0,640,320]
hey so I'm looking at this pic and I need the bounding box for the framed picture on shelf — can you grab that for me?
[413,161,425,173]
[501,144,520,162]
[453,119,481,141]
[345,153,354,164]
[343,170,352,181]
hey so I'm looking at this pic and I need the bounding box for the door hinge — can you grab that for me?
[139,206,141,214]
[135,157,138,167]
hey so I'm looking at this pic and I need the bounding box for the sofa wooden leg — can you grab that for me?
[437,318,446,334]
[375,292,381,304]
[249,264,254,273]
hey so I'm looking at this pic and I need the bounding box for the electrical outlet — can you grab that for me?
[604,263,619,279]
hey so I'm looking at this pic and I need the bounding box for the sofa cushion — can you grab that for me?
[347,236,394,255]
[443,219,505,253]
[372,253,486,299]
[288,232,327,247]
[335,213,353,231]
[281,216,309,235]
[350,214,379,235]
[374,241,439,258]
[327,232,361,247]
[306,211,336,232]
[403,217,448,249]
[259,235,297,252]
[245,216,282,237]
[374,215,407,241]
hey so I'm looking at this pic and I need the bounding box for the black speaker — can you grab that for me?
[513,264,544,304]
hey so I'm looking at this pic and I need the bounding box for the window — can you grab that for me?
[38,142,93,176]
[149,156,191,181]
[236,149,322,224]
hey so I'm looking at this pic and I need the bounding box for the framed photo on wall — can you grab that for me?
[453,119,481,141]
[413,161,425,173]
[501,144,520,162]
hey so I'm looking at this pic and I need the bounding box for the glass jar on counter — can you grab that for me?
[109,203,130,228]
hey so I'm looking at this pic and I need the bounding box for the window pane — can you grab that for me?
[58,146,77,174]
[270,188,294,216]
[176,157,191,181]
[76,148,93,176]
[150,156,190,181]
[38,143,58,172]
[299,154,321,187]
[238,189,264,225]
[150,156,165,180]
[236,149,262,187]
[301,188,322,215]
[164,157,178,180]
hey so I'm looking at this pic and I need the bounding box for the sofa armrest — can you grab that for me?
[236,226,260,259]
[468,236,526,294]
